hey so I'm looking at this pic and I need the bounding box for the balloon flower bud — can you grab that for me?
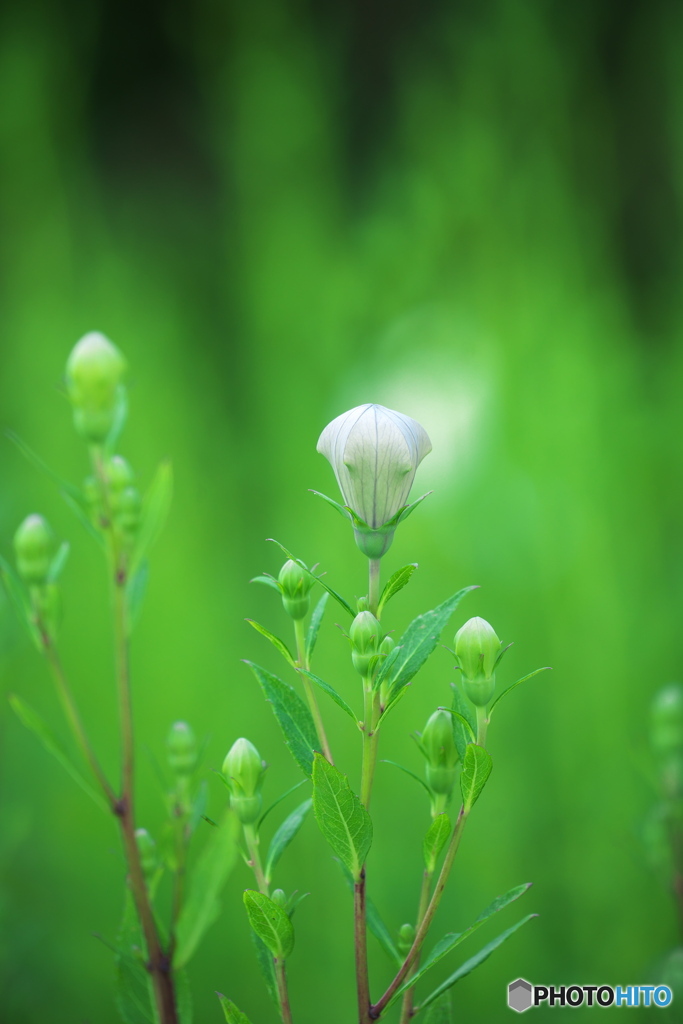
[65,332,127,443]
[223,738,266,824]
[167,721,198,775]
[317,403,432,559]
[349,610,382,678]
[378,635,397,707]
[455,617,502,707]
[398,923,416,955]
[271,889,287,909]
[421,710,459,797]
[14,514,54,586]
[278,559,314,620]
[135,828,157,879]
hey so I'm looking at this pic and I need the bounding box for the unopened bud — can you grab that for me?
[223,738,266,824]
[278,560,314,620]
[65,332,127,443]
[14,515,54,585]
[422,709,459,796]
[455,617,501,706]
[349,610,382,678]
[356,596,370,613]
[651,685,683,759]
[135,828,156,878]
[272,889,287,908]
[167,721,197,775]
[398,923,415,954]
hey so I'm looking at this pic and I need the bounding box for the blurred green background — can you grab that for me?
[1,0,682,1020]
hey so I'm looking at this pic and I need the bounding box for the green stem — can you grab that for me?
[275,958,295,1024]
[360,680,380,808]
[294,617,333,763]
[168,778,191,958]
[244,823,269,895]
[476,705,489,747]
[371,808,469,1019]
[368,558,381,617]
[398,869,433,1024]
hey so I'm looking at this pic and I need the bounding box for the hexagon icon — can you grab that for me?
[508,978,533,1012]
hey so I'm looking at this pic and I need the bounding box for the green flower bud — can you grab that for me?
[272,888,287,908]
[106,455,135,493]
[398,923,416,954]
[167,721,198,775]
[378,636,397,707]
[65,332,127,443]
[14,514,55,585]
[135,828,156,878]
[349,610,382,678]
[115,487,142,544]
[278,559,314,620]
[317,403,432,559]
[356,596,370,613]
[422,709,459,796]
[651,685,683,759]
[454,617,501,706]
[223,738,266,824]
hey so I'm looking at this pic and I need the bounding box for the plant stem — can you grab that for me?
[294,617,333,763]
[398,869,433,1024]
[244,822,269,895]
[371,808,469,1019]
[360,681,379,808]
[355,867,372,1024]
[368,558,381,617]
[476,705,489,747]
[275,958,295,1024]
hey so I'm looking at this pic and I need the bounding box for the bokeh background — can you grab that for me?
[1,0,682,1020]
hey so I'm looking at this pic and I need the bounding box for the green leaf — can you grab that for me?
[243,889,295,960]
[395,491,432,524]
[460,744,492,812]
[114,891,156,1024]
[258,779,307,829]
[104,388,128,454]
[306,591,329,661]
[393,883,532,1003]
[422,992,452,1024]
[382,760,432,798]
[246,619,295,667]
[250,574,282,593]
[8,694,108,812]
[129,459,173,578]
[488,667,552,718]
[47,541,70,584]
[377,563,418,616]
[309,489,352,520]
[6,430,82,501]
[417,914,538,1012]
[174,812,240,968]
[61,487,105,546]
[267,539,355,617]
[423,814,451,872]
[265,799,312,884]
[0,557,41,650]
[245,661,318,778]
[450,685,476,762]
[376,586,478,711]
[312,753,372,881]
[335,859,401,965]
[126,560,149,631]
[250,931,279,1007]
[218,995,252,1024]
[299,669,358,723]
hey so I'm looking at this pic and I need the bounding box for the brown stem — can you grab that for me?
[275,959,294,1024]
[355,867,372,1024]
[399,869,433,1024]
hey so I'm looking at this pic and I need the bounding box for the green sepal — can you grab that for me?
[309,490,352,521]
[423,813,451,872]
[335,859,402,965]
[218,995,252,1024]
[382,759,433,799]
[245,662,318,778]
[377,563,418,616]
[416,914,538,1013]
[174,812,240,968]
[0,556,41,650]
[129,459,173,578]
[488,667,552,718]
[246,619,296,667]
[306,592,329,662]
[8,694,109,812]
[267,540,355,617]
[250,574,282,593]
[393,491,433,525]
[298,669,359,724]
[265,798,312,885]
[450,685,476,762]
[243,889,295,960]
[460,744,492,812]
[312,753,372,881]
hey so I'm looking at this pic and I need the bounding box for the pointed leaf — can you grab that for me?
[306,592,329,661]
[382,760,433,798]
[0,557,41,650]
[6,430,82,501]
[299,669,358,723]
[460,744,492,812]
[377,563,418,616]
[246,619,295,667]
[218,996,252,1024]
[312,753,372,881]
[376,587,478,710]
[267,539,355,617]
[129,459,173,577]
[250,931,279,1007]
[250,574,282,593]
[488,667,552,718]
[126,560,149,631]
[309,490,352,520]
[335,858,401,964]
[114,891,156,1024]
[174,812,240,968]
[8,694,108,811]
[422,992,452,1024]
[417,915,538,1012]
[450,685,476,762]
[245,662,318,777]
[243,890,295,960]
[423,814,451,872]
[60,487,105,546]
[394,491,433,525]
[47,541,70,584]
[265,799,312,884]
[258,779,307,829]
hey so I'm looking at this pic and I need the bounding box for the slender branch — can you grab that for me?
[399,869,433,1024]
[371,808,469,1018]
[355,868,372,1024]
[275,958,295,1024]
[168,776,191,958]
[294,617,333,763]
[244,822,269,896]
[368,558,381,617]
[476,705,489,747]
[360,682,379,809]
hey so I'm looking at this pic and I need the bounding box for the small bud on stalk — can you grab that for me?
[223,738,267,824]
[455,616,502,707]
[421,710,459,802]
[278,560,314,620]
[65,332,127,444]
[135,828,157,879]
[317,403,431,559]
[167,721,198,776]
[271,888,288,908]
[651,684,683,799]
[378,635,396,707]
[398,923,416,955]
[349,610,382,678]
[14,515,54,586]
